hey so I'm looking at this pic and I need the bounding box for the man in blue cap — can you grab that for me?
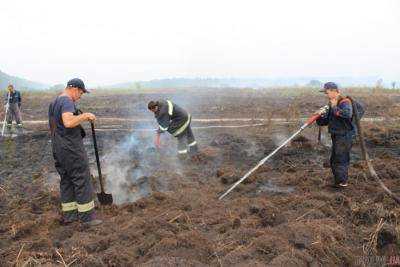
[48,78,102,226]
[316,82,355,188]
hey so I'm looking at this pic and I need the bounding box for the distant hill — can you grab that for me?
[0,71,396,91]
[0,70,49,90]
[105,76,385,89]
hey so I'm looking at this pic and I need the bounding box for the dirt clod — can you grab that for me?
[377,224,397,250]
[85,238,110,253]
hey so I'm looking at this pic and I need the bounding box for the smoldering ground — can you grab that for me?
[96,95,268,205]
[98,92,209,205]
[100,130,189,204]
[96,93,316,205]
[2,88,400,266]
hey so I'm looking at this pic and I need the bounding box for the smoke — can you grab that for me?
[257,180,294,194]
[97,88,227,205]
[244,140,260,157]
[101,134,142,204]
[318,131,332,147]
[272,132,290,147]
[99,98,186,205]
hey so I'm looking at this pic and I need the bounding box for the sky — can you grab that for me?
[1,0,399,86]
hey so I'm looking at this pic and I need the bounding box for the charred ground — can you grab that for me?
[1,87,400,266]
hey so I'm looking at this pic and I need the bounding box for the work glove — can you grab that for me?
[315,105,329,116]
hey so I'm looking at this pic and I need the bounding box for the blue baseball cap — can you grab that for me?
[67,78,89,93]
[320,82,339,92]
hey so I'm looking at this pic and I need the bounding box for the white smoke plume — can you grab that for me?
[272,132,290,147]
[99,96,188,205]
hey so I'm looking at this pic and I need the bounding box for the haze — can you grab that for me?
[1,0,399,86]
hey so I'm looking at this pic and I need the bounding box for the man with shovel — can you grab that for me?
[48,78,102,226]
[3,84,23,133]
[148,99,199,159]
[316,82,355,188]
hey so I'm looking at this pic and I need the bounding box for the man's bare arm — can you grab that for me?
[62,112,96,128]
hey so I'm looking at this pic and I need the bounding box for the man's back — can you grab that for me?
[48,95,76,136]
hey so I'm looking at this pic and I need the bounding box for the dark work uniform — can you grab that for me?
[48,95,94,222]
[317,97,355,184]
[4,90,22,127]
[155,100,198,155]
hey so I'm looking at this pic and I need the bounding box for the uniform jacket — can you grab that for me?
[316,96,355,135]
[155,100,191,137]
[4,90,21,106]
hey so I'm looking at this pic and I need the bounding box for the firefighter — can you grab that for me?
[148,99,199,158]
[4,84,23,132]
[316,82,355,188]
[48,78,102,226]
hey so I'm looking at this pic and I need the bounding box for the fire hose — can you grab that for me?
[219,100,400,204]
[348,97,400,204]
[219,113,322,200]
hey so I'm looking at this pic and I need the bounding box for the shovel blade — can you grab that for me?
[97,192,113,205]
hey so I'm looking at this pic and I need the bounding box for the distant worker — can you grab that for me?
[48,78,102,226]
[4,84,23,132]
[148,99,199,158]
[316,82,355,188]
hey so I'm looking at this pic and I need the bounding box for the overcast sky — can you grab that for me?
[1,0,399,85]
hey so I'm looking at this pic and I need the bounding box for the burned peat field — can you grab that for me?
[1,88,400,266]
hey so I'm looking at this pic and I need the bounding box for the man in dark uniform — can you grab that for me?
[316,82,355,188]
[4,84,23,132]
[148,99,199,158]
[48,78,102,226]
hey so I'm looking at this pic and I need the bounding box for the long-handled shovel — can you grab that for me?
[1,93,11,137]
[90,121,113,205]
[219,113,321,200]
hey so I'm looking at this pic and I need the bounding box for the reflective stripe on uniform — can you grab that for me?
[159,124,168,131]
[77,200,95,213]
[188,141,197,147]
[61,201,78,212]
[166,100,173,116]
[172,114,191,137]
[178,149,188,154]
